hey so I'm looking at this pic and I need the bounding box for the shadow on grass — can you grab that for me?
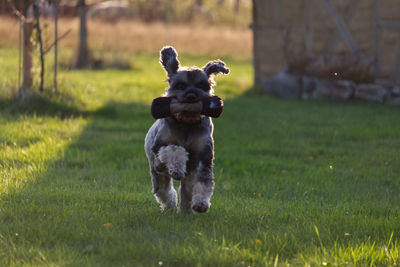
[1,93,400,265]
[0,91,89,118]
[0,92,130,119]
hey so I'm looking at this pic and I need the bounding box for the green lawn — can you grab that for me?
[1,48,400,266]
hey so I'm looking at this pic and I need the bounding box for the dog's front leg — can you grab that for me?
[191,163,214,213]
[151,139,168,172]
[179,168,214,213]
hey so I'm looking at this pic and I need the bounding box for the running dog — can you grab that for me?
[144,46,229,213]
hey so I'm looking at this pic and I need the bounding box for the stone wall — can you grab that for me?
[263,70,400,106]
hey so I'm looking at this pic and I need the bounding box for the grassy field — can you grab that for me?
[1,47,400,266]
[0,17,252,60]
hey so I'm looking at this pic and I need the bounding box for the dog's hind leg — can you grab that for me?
[151,167,177,211]
[179,179,193,212]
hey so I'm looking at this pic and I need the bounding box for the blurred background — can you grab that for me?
[0,0,252,62]
[2,0,400,104]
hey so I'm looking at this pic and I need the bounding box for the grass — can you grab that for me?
[1,47,400,266]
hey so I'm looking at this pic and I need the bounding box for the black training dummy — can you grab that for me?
[151,96,223,119]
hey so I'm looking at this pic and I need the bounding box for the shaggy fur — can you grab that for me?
[144,46,229,213]
[157,145,189,180]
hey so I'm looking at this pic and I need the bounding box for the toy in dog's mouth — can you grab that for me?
[173,111,204,123]
[169,99,204,123]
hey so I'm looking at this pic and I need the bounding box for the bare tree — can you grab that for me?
[234,0,240,13]
[54,0,58,92]
[76,0,89,68]
[188,0,203,20]
[21,21,34,97]
[7,0,34,98]
[33,0,45,92]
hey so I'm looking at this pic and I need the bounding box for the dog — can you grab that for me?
[144,46,229,213]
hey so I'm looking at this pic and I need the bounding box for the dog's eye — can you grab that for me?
[196,82,210,91]
[175,82,186,90]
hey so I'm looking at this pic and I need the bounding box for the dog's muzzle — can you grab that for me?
[184,89,199,103]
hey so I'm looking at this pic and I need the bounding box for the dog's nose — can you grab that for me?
[185,89,198,102]
[186,93,197,102]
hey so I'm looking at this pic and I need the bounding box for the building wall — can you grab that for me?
[253,0,400,84]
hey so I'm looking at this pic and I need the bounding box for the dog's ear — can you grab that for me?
[160,46,180,77]
[203,60,230,77]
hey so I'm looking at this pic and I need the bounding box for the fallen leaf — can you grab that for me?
[260,210,268,217]
[102,222,113,228]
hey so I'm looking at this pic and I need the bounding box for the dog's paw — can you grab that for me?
[155,163,167,173]
[155,164,167,173]
[191,202,210,213]
[154,157,167,173]
[161,201,178,212]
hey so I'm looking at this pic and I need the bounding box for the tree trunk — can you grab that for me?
[188,0,203,20]
[19,20,34,98]
[76,0,89,68]
[252,0,260,85]
[54,0,58,92]
[234,0,240,13]
[33,0,44,92]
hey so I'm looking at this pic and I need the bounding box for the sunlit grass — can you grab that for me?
[1,48,400,266]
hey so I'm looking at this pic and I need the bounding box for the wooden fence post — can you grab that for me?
[76,0,89,68]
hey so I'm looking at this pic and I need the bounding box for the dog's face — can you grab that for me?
[167,68,211,103]
[159,46,229,104]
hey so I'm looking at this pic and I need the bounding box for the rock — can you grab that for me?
[262,71,396,105]
[392,85,400,96]
[301,76,318,100]
[311,79,355,100]
[331,80,355,100]
[375,79,393,89]
[385,95,400,106]
[262,71,301,99]
[354,84,388,103]
[375,79,399,97]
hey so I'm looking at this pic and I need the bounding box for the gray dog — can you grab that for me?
[144,46,229,213]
